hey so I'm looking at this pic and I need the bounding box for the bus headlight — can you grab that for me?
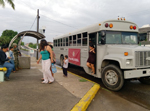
[126,59,131,65]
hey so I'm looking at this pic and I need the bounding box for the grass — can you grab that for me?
[21,48,29,51]
[79,78,87,82]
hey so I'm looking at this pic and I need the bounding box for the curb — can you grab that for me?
[56,67,100,111]
[71,84,100,111]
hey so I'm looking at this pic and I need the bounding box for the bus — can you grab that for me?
[53,19,150,91]
[139,26,150,46]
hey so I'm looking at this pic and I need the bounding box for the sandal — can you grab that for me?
[48,82,53,84]
[41,78,44,81]
[92,72,95,75]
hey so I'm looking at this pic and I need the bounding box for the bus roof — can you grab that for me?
[139,27,150,33]
[54,19,138,39]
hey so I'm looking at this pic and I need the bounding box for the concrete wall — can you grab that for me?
[19,57,30,69]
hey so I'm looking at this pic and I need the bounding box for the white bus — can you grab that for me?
[53,19,150,91]
[139,26,150,46]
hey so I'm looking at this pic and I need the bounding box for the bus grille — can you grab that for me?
[135,51,150,67]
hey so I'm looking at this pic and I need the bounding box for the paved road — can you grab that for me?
[87,88,149,111]
[21,48,150,110]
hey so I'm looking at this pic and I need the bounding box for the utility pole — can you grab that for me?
[36,9,40,60]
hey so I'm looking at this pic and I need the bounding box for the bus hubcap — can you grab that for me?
[105,70,118,85]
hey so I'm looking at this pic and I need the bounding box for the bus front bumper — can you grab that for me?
[124,69,150,79]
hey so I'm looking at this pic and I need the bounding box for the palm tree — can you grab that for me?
[0,0,15,10]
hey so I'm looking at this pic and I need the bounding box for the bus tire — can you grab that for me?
[139,77,150,85]
[101,64,124,91]
[60,56,64,67]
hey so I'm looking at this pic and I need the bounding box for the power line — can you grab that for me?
[30,16,37,30]
[40,14,78,29]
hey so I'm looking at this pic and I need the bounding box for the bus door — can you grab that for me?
[89,33,97,74]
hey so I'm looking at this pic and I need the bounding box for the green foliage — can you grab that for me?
[0,0,15,10]
[21,42,24,46]
[0,29,19,46]
[28,43,40,49]
[79,78,87,82]
[1,29,17,38]
[29,43,37,49]
[0,37,9,46]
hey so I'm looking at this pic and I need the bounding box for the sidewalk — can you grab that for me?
[0,55,94,111]
[30,57,94,98]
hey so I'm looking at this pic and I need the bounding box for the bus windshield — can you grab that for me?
[101,31,138,44]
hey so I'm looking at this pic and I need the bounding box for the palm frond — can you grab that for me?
[0,0,5,7]
[6,0,15,10]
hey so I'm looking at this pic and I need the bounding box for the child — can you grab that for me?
[63,55,68,77]
[9,47,16,72]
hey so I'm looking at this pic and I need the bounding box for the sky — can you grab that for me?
[0,0,150,43]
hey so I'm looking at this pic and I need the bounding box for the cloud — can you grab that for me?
[0,0,150,43]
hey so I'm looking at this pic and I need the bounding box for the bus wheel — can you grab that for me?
[139,77,150,85]
[101,64,124,91]
[60,56,64,67]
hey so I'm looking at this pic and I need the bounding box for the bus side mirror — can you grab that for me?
[101,31,106,37]
[101,31,106,44]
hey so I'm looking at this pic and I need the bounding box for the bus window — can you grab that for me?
[77,34,81,46]
[98,32,102,44]
[66,37,68,46]
[60,39,62,46]
[55,40,57,46]
[139,33,147,41]
[82,32,87,46]
[106,32,121,44]
[122,32,137,44]
[73,35,76,46]
[89,33,96,46]
[54,40,55,46]
[63,38,65,46]
[58,39,60,46]
[69,36,72,46]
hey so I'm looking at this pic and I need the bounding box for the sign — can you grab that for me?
[68,49,80,65]
[30,49,34,54]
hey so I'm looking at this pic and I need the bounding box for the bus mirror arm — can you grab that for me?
[101,37,106,44]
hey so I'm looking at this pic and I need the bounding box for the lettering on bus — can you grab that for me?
[68,49,80,65]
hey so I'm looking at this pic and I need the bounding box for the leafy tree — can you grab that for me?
[29,43,40,49]
[0,37,9,46]
[1,30,17,38]
[0,0,15,10]
[0,29,19,46]
[21,42,24,46]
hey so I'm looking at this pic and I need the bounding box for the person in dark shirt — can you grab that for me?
[0,44,14,81]
[87,44,96,75]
